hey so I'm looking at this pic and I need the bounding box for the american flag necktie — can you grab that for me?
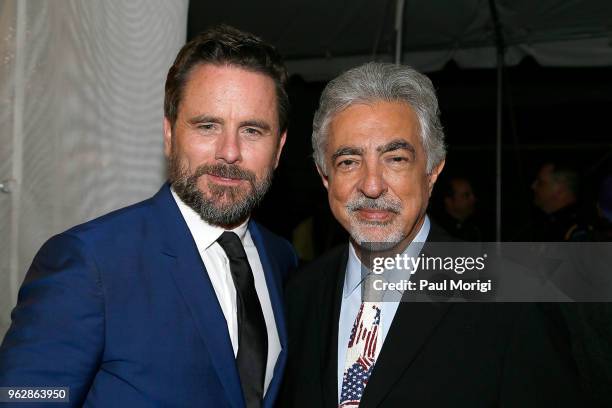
[339,273,382,407]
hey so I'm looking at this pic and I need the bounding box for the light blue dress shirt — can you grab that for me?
[337,216,431,402]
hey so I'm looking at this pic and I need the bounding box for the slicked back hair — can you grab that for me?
[164,24,289,133]
[312,62,446,174]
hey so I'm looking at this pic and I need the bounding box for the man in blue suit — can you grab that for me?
[0,25,297,407]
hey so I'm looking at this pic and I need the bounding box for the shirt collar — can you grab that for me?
[171,186,249,249]
[344,215,431,298]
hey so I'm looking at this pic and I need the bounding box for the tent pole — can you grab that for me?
[489,0,505,242]
[495,50,503,242]
[394,0,405,65]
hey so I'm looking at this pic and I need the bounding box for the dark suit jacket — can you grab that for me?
[0,183,297,407]
[280,223,584,407]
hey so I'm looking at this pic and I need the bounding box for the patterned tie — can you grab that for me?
[339,273,382,407]
[217,231,267,408]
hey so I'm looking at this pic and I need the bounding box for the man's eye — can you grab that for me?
[198,123,216,131]
[338,159,356,168]
[243,127,262,135]
[387,156,409,164]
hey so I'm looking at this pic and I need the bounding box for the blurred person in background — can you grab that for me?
[529,162,590,241]
[435,175,481,241]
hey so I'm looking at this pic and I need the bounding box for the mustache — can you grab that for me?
[346,195,402,214]
[192,163,256,184]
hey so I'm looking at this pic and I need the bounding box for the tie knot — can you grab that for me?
[217,231,247,261]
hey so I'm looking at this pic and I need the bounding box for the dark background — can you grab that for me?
[186,4,612,242]
[252,60,612,241]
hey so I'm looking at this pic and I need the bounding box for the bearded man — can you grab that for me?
[279,62,583,407]
[0,25,296,408]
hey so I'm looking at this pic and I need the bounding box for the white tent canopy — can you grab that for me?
[189,0,612,80]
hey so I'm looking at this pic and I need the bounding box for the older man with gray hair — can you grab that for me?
[279,62,582,407]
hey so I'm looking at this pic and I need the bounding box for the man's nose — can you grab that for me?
[215,132,241,164]
[358,163,387,198]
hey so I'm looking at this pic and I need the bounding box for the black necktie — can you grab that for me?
[217,231,267,408]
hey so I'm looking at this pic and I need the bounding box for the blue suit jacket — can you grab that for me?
[0,184,298,407]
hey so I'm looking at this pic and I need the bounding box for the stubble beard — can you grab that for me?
[345,194,406,252]
[168,149,273,228]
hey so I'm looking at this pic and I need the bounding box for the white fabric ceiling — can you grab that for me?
[188,0,612,80]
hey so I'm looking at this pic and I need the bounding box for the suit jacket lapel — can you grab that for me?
[360,222,454,407]
[360,302,451,407]
[152,184,245,408]
[248,221,288,407]
[319,245,349,407]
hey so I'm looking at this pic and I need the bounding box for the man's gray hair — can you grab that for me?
[312,62,446,175]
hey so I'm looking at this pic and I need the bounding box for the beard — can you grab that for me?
[168,150,273,228]
[345,194,405,251]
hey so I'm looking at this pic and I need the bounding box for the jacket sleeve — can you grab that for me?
[0,233,105,407]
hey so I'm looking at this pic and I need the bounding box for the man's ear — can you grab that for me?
[316,164,329,190]
[427,159,445,194]
[273,130,288,169]
[163,117,173,158]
